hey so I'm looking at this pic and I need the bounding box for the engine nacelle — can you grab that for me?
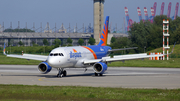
[38,62,52,74]
[93,62,108,74]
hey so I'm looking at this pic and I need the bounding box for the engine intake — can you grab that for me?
[93,62,108,74]
[38,62,52,74]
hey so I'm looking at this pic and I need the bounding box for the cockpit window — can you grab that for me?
[60,53,64,56]
[50,53,64,56]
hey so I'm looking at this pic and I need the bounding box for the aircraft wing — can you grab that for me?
[6,54,47,61]
[83,53,163,64]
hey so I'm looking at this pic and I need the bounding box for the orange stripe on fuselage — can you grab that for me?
[81,46,97,59]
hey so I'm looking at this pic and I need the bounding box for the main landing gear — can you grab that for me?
[57,68,67,78]
[94,72,103,76]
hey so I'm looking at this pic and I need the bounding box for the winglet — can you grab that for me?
[3,43,6,55]
[97,16,109,46]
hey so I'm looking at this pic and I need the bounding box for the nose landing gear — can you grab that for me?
[57,68,67,78]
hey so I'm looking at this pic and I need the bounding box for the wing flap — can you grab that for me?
[106,54,163,62]
[83,59,102,64]
[113,53,147,58]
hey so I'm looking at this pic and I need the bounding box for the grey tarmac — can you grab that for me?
[0,65,180,89]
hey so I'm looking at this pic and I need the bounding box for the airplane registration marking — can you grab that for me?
[81,46,97,59]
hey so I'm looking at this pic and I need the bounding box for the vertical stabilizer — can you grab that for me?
[3,43,6,55]
[97,16,109,46]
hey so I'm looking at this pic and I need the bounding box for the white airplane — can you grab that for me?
[3,16,166,78]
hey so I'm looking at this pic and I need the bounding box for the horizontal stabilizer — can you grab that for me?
[108,47,138,52]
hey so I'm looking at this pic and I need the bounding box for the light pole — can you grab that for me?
[144,46,146,53]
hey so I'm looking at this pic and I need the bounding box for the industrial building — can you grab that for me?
[0,32,127,47]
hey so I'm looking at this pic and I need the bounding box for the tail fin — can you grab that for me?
[3,43,6,55]
[97,16,109,46]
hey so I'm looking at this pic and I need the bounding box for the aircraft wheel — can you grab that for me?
[57,74,63,78]
[63,70,67,76]
[95,73,98,76]
[57,68,63,78]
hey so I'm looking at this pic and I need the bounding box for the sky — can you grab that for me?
[0,0,179,32]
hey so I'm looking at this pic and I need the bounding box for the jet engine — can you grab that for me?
[38,62,52,74]
[93,62,108,74]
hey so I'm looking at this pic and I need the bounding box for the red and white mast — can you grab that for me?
[163,19,170,60]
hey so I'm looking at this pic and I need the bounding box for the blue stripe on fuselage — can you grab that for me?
[86,45,111,59]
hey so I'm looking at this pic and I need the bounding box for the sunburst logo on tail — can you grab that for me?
[98,16,109,46]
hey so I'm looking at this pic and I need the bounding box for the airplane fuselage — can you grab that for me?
[47,45,111,68]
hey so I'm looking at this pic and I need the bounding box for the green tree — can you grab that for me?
[3,29,14,32]
[18,41,24,46]
[153,15,169,26]
[146,24,162,50]
[36,46,52,54]
[4,28,35,32]
[110,37,116,44]
[8,42,11,46]
[128,15,179,52]
[32,41,39,46]
[170,17,180,44]
[78,38,84,45]
[88,37,95,45]
[129,21,149,52]
[110,37,131,48]
[53,38,61,48]
[172,25,180,44]
[67,38,72,44]
[0,47,2,52]
[67,44,73,46]
[110,37,134,54]
[43,39,49,46]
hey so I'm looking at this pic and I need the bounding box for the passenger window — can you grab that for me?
[59,53,62,56]
[54,53,58,56]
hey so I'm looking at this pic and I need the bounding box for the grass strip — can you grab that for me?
[0,84,180,101]
[108,58,180,68]
[0,55,40,65]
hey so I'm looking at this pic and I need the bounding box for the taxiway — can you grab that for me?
[0,65,180,89]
